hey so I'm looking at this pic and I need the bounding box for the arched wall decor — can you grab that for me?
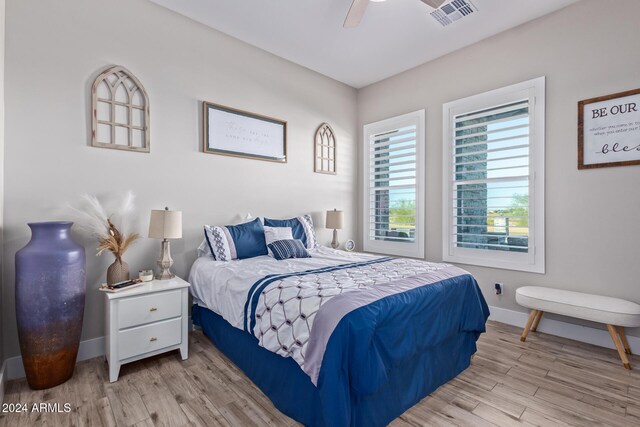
[91,65,150,152]
[314,123,336,174]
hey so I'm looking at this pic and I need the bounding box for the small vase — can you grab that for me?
[107,258,129,285]
[15,221,86,390]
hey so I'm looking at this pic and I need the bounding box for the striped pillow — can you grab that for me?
[204,218,268,261]
[267,239,311,261]
[263,214,318,249]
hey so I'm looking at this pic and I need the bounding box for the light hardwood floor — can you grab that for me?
[1,321,639,426]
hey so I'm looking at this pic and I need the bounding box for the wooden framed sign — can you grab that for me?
[203,101,287,162]
[578,88,640,169]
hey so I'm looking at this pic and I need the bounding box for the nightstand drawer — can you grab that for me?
[118,290,181,328]
[118,317,181,360]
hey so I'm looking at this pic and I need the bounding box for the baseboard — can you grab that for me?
[5,336,105,381]
[0,359,7,404]
[489,305,640,354]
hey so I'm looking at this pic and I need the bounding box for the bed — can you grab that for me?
[189,246,489,427]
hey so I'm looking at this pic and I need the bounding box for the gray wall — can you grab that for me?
[358,0,640,336]
[2,0,358,358]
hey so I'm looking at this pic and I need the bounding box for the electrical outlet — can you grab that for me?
[494,283,503,295]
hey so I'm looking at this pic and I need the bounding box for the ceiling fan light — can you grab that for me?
[421,0,446,8]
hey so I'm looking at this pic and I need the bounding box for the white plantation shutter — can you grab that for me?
[369,126,417,242]
[363,110,425,258]
[443,78,545,273]
[452,99,530,252]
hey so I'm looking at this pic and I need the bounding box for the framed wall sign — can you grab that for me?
[578,88,640,169]
[203,101,287,162]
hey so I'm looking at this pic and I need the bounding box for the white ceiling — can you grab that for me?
[149,0,579,88]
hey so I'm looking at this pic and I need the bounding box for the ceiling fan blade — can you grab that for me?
[421,0,446,8]
[344,0,369,28]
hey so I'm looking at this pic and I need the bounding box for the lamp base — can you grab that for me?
[155,270,175,280]
[155,239,175,280]
[331,229,340,249]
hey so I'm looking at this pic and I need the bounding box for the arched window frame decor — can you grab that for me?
[314,123,337,174]
[91,65,150,152]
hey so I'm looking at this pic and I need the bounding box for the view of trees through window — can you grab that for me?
[387,199,416,233]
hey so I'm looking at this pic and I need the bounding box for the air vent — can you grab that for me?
[430,0,477,27]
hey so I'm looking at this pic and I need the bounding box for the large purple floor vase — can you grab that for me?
[15,221,86,390]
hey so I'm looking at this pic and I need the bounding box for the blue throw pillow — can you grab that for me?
[264,214,317,249]
[268,239,310,261]
[204,218,268,261]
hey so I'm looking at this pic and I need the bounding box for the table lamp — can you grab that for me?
[148,207,182,280]
[325,209,344,249]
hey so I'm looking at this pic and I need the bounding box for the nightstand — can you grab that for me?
[104,277,190,382]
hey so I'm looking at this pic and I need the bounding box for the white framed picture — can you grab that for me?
[203,101,287,163]
[578,89,640,169]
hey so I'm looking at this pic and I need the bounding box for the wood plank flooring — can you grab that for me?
[1,321,639,426]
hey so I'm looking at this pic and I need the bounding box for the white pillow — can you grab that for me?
[197,239,212,257]
[264,226,293,256]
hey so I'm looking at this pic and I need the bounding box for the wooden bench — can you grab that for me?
[516,286,640,369]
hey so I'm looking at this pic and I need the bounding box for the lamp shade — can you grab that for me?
[325,209,344,230]
[148,208,182,239]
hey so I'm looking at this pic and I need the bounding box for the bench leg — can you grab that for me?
[531,311,544,332]
[615,325,632,355]
[520,310,538,342]
[607,324,631,370]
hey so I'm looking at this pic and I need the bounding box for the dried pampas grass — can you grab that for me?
[67,192,141,259]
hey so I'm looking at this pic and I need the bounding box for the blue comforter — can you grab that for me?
[238,258,489,426]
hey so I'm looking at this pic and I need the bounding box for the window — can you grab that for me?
[314,123,337,174]
[363,110,425,258]
[91,65,150,152]
[442,77,545,273]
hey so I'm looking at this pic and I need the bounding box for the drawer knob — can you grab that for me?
[150,337,158,342]
[149,307,158,312]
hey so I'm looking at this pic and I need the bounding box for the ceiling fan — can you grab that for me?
[344,0,446,28]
